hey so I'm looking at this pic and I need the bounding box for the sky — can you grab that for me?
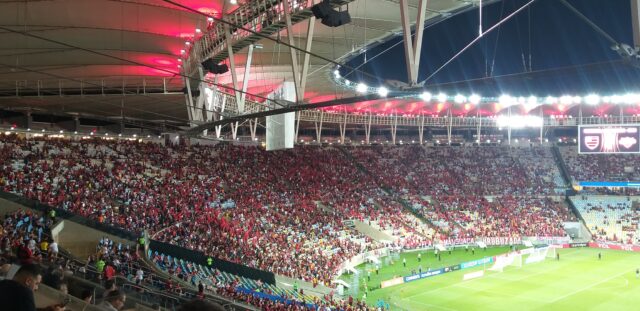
[342,0,639,97]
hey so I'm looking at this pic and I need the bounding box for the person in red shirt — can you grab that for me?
[103,263,116,281]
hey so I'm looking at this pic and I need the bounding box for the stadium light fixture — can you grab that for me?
[527,96,537,105]
[195,28,202,33]
[545,96,557,104]
[207,17,214,22]
[454,94,466,104]
[496,115,542,129]
[584,94,600,106]
[611,95,623,104]
[560,95,573,105]
[356,83,367,93]
[469,94,481,105]
[420,92,432,102]
[333,69,340,78]
[572,96,582,104]
[499,95,513,106]
[624,93,640,105]
[377,87,389,97]
[437,93,447,103]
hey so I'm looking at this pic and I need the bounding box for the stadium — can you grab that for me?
[1,0,640,310]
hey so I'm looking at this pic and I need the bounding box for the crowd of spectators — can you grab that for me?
[0,134,606,310]
[0,135,426,286]
[0,135,579,290]
[348,145,565,196]
[560,146,640,182]
[570,196,640,244]
[410,196,574,241]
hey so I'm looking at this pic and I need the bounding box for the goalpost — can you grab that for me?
[525,246,556,265]
[489,252,522,272]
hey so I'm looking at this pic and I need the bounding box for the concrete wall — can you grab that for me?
[353,220,394,242]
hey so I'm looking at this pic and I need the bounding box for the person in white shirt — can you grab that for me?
[135,268,144,285]
[49,241,59,258]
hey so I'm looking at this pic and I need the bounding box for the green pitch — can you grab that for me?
[340,247,640,310]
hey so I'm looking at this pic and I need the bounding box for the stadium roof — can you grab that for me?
[0,0,638,127]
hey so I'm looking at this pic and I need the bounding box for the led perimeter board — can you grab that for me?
[579,125,640,154]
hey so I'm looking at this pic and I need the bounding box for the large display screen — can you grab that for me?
[579,125,640,154]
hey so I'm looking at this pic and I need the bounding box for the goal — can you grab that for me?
[489,252,522,272]
[525,246,555,265]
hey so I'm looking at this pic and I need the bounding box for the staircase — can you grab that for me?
[336,146,439,231]
[552,145,573,188]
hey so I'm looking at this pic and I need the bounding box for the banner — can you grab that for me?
[588,242,640,252]
[460,257,493,269]
[403,268,445,283]
[463,270,485,281]
[381,277,405,288]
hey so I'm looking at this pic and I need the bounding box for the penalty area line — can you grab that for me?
[548,267,634,304]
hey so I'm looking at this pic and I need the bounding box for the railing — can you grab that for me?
[203,90,640,129]
[185,0,311,74]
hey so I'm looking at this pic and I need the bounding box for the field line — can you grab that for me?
[547,267,633,304]
[404,248,581,300]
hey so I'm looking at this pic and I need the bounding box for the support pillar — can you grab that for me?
[315,111,324,142]
[476,110,481,143]
[540,108,544,144]
[507,106,512,145]
[365,113,372,144]
[295,112,301,142]
[632,0,640,48]
[419,115,425,145]
[399,0,428,85]
[391,115,398,144]
[283,0,315,102]
[250,118,259,141]
[339,112,347,144]
[447,108,453,144]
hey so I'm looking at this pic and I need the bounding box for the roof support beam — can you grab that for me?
[283,0,316,102]
[399,0,428,86]
[632,0,640,47]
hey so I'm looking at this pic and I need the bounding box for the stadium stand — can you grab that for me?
[0,134,588,310]
[569,196,639,244]
[560,146,640,182]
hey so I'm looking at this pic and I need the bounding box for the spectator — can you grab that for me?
[0,263,64,311]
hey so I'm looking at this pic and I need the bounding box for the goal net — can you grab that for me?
[525,247,551,265]
[489,252,522,272]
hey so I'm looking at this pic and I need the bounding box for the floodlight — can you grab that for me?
[377,87,389,97]
[584,94,600,106]
[356,83,367,93]
[469,94,481,104]
[420,92,432,102]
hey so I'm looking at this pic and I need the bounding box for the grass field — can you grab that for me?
[340,247,640,310]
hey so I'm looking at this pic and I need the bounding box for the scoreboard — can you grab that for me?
[579,125,640,154]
